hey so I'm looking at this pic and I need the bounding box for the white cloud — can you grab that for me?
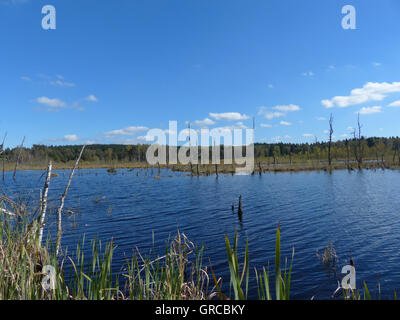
[63,134,80,142]
[389,100,400,107]
[280,121,292,126]
[302,133,314,137]
[259,104,300,120]
[273,104,300,112]
[49,134,80,142]
[50,80,75,87]
[322,82,400,108]
[267,84,274,89]
[193,118,215,127]
[264,111,286,120]
[372,62,382,67]
[36,96,66,108]
[105,126,149,136]
[1,0,29,5]
[209,112,249,121]
[357,106,382,115]
[86,94,98,102]
[316,117,327,121]
[260,123,272,128]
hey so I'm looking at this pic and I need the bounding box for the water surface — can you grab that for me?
[3,168,400,299]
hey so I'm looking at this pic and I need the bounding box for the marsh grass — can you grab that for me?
[0,206,396,300]
[0,213,218,300]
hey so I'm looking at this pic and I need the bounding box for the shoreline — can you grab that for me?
[3,160,400,175]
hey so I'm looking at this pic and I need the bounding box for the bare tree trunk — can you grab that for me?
[328,114,333,166]
[345,140,350,169]
[2,157,4,181]
[357,113,363,168]
[37,161,52,246]
[13,136,25,180]
[56,145,86,255]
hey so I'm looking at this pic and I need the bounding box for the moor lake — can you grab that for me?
[3,168,400,299]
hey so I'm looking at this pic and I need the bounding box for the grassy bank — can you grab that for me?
[0,213,389,300]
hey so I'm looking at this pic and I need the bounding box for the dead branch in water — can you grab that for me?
[56,145,86,255]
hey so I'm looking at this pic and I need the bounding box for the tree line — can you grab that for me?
[1,136,400,166]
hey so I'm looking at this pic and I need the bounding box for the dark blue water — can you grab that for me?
[2,168,400,299]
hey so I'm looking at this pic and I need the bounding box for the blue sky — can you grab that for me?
[1,0,400,147]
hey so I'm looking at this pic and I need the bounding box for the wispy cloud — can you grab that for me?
[260,123,272,128]
[1,0,29,5]
[104,126,149,137]
[192,118,215,127]
[273,104,300,112]
[209,112,249,121]
[49,134,81,143]
[322,82,400,108]
[264,111,285,120]
[36,96,66,108]
[50,80,76,87]
[316,117,327,121]
[258,104,300,120]
[389,100,400,107]
[86,94,98,102]
[357,106,382,115]
[302,133,314,137]
[280,121,292,126]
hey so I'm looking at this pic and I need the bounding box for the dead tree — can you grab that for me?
[0,132,6,181]
[56,145,86,255]
[352,114,364,169]
[37,161,52,246]
[12,136,25,180]
[345,139,351,169]
[328,114,333,166]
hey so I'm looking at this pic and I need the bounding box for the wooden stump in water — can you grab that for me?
[238,195,243,221]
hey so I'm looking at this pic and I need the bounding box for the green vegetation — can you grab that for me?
[2,136,400,173]
[0,210,392,300]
